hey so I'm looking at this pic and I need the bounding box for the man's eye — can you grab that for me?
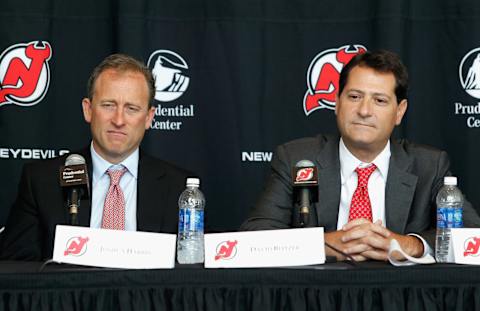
[101,103,115,109]
[349,94,361,101]
[376,98,388,105]
[126,106,141,113]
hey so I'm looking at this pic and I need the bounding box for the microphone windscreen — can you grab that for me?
[59,154,89,198]
[65,154,86,166]
[292,159,318,187]
[295,159,315,168]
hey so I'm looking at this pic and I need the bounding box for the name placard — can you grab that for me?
[53,225,176,269]
[450,228,480,264]
[204,227,325,268]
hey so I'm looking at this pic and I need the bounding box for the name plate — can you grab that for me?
[450,228,480,265]
[53,225,176,269]
[204,227,325,268]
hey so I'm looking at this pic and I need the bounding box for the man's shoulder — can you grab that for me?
[276,134,336,156]
[21,153,71,174]
[280,134,335,150]
[393,139,446,160]
[139,152,193,178]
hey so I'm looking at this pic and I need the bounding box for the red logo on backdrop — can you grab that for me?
[296,167,314,182]
[464,236,480,257]
[0,41,52,107]
[303,44,366,115]
[64,236,89,257]
[215,240,238,261]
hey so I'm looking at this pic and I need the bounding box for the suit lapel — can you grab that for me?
[136,152,167,232]
[385,141,418,234]
[315,136,341,232]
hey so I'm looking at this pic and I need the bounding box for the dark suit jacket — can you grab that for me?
[0,148,192,261]
[241,135,480,248]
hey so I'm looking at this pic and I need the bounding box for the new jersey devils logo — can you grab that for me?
[64,236,89,257]
[0,41,52,107]
[464,236,480,257]
[303,44,366,115]
[296,167,314,182]
[215,240,238,261]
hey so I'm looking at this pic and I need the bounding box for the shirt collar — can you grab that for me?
[90,142,139,181]
[339,138,391,184]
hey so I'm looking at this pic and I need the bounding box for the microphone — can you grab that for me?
[292,160,318,227]
[59,154,90,225]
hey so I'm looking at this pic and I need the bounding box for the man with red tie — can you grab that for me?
[241,50,480,261]
[1,54,192,260]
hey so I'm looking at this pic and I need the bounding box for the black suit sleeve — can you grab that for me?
[1,163,43,260]
[240,145,296,230]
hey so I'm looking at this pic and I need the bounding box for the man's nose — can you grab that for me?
[111,108,125,126]
[357,98,373,117]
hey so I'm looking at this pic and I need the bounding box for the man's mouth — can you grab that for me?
[352,122,375,128]
[107,130,127,137]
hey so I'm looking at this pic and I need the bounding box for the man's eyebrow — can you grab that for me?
[346,89,391,99]
[99,99,117,104]
[345,88,364,94]
[371,92,391,99]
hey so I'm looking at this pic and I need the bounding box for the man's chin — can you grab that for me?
[102,146,132,162]
[344,136,378,149]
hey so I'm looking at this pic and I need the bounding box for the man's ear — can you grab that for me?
[144,106,155,130]
[395,99,408,125]
[82,98,92,123]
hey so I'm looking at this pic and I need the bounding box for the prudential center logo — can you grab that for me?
[147,50,190,102]
[147,49,194,131]
[459,47,480,99]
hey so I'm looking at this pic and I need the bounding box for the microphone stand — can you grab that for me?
[69,188,79,226]
[298,189,310,227]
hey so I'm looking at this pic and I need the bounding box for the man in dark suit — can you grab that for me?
[1,54,191,260]
[241,50,480,261]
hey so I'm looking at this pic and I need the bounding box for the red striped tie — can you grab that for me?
[102,167,127,230]
[348,164,377,222]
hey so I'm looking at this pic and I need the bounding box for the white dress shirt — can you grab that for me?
[89,143,138,231]
[336,138,431,256]
[337,138,391,229]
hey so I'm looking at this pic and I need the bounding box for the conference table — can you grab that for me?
[0,261,478,311]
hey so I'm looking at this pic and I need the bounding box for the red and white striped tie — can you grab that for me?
[102,167,127,230]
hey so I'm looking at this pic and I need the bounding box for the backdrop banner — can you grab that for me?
[1,0,480,231]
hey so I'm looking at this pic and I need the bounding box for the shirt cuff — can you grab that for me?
[407,233,433,258]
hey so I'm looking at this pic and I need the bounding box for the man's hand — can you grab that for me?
[325,219,424,261]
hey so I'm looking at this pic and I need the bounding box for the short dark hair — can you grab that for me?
[338,50,408,103]
[86,53,155,107]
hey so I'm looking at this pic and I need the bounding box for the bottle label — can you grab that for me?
[178,209,204,232]
[437,206,463,228]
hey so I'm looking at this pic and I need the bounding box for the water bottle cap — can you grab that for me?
[186,177,200,187]
[444,176,457,186]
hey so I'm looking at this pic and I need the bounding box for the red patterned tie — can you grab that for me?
[348,164,377,222]
[102,167,127,230]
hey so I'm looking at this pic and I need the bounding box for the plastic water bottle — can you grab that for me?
[177,178,205,264]
[435,176,463,263]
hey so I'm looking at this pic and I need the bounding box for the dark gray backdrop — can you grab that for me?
[1,0,480,231]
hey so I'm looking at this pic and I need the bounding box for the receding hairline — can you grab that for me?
[90,68,151,96]
[86,54,155,107]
